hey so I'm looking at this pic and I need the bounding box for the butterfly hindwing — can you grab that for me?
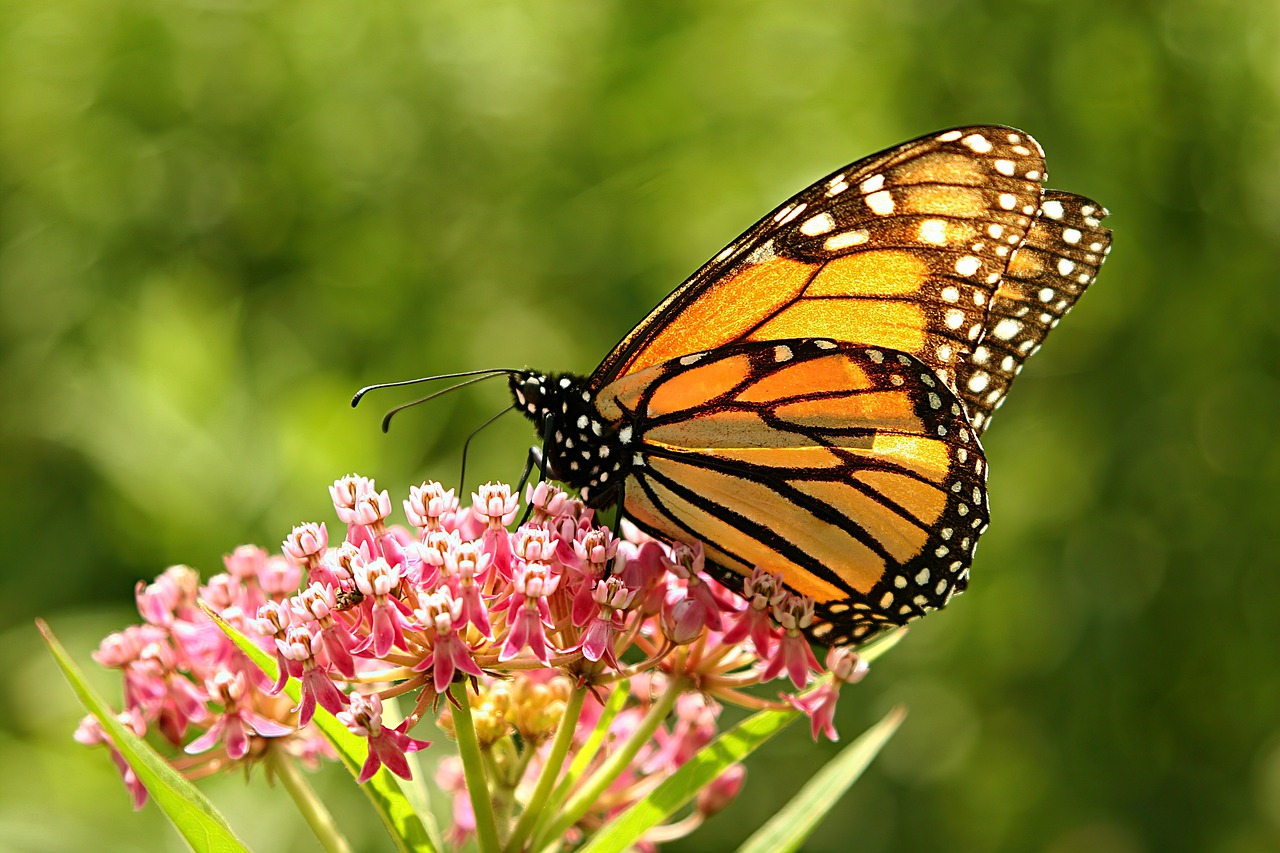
[590,125,1051,399]
[596,338,988,646]
[956,191,1113,433]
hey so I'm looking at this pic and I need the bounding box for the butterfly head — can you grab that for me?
[509,370,627,506]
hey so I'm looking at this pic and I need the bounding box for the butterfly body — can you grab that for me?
[509,125,1112,645]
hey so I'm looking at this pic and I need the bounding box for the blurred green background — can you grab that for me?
[3,0,1278,851]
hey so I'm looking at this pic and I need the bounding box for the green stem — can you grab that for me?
[451,682,504,853]
[269,751,354,853]
[503,687,587,853]
[534,676,685,849]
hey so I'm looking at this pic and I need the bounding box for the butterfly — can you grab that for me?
[508,126,1111,646]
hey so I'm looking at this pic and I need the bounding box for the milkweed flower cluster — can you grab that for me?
[81,475,872,848]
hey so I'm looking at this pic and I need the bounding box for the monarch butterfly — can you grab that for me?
[507,125,1111,647]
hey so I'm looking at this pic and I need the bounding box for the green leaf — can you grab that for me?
[577,703,800,853]
[736,706,906,853]
[199,604,439,853]
[38,619,253,853]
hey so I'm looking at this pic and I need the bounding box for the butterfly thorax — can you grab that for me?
[509,371,630,508]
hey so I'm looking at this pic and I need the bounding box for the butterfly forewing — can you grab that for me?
[599,339,988,646]
[956,191,1113,433]
[590,125,1050,399]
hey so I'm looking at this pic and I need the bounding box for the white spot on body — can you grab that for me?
[955,256,981,277]
[998,193,1017,210]
[774,345,793,362]
[860,174,885,193]
[944,309,966,329]
[679,353,705,366]
[968,371,990,392]
[941,286,960,303]
[618,426,632,444]
[1042,199,1065,220]
[994,159,1015,176]
[962,133,993,153]
[937,130,963,142]
[1063,227,1082,244]
[1057,258,1076,276]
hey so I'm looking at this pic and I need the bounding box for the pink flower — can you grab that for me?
[787,683,840,741]
[353,557,408,658]
[762,593,822,688]
[185,672,292,760]
[291,583,358,678]
[337,693,430,783]
[576,577,634,668]
[404,481,459,531]
[441,540,493,637]
[282,522,329,565]
[279,626,347,726]
[413,588,484,693]
[499,562,561,664]
[697,765,746,817]
[76,712,150,810]
[525,480,571,524]
[722,567,785,655]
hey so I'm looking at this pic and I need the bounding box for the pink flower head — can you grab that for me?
[329,475,377,521]
[405,481,460,532]
[762,592,822,689]
[337,693,430,783]
[513,525,557,565]
[282,522,329,565]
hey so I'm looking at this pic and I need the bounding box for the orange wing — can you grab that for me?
[956,191,1113,433]
[588,125,1051,398]
[595,338,987,646]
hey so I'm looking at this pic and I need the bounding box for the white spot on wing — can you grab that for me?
[824,230,869,251]
[799,212,835,236]
[866,190,894,215]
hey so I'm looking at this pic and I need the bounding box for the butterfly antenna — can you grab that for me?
[457,404,516,495]
[377,372,511,434]
[351,368,515,408]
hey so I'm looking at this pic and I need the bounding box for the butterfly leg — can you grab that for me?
[516,412,556,524]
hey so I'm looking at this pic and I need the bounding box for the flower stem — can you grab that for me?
[451,682,503,853]
[533,676,685,849]
[268,751,353,853]
[503,686,586,853]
